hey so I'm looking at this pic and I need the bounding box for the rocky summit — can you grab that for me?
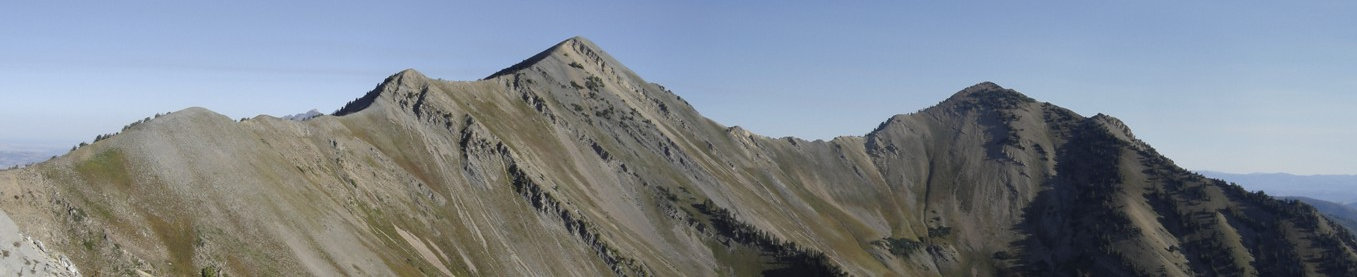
[2,37,1356,276]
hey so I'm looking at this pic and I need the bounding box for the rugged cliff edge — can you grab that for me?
[1,37,1355,276]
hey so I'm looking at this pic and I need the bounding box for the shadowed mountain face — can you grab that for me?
[2,37,1356,276]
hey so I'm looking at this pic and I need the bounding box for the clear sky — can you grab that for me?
[1,1,1354,174]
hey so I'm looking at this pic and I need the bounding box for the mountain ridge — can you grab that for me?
[2,36,1356,276]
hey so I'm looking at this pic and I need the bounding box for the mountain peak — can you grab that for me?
[485,36,611,79]
[332,69,432,116]
[965,81,1004,91]
[562,35,597,47]
[393,68,427,79]
[947,81,1026,100]
[935,81,1036,111]
[338,37,634,117]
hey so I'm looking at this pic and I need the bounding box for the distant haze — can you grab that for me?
[0,143,64,168]
[1200,171,1357,204]
[0,150,61,168]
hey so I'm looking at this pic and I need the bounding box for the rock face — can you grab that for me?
[0,210,80,277]
[1,37,1356,276]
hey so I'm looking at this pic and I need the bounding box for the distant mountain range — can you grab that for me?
[281,109,324,121]
[1200,171,1357,204]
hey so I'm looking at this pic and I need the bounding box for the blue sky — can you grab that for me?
[1,1,1354,174]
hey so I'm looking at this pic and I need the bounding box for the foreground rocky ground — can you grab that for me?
[0,210,80,277]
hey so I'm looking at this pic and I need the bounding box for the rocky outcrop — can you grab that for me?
[0,210,80,277]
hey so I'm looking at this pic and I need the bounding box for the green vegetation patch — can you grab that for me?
[74,149,134,189]
[201,265,219,277]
